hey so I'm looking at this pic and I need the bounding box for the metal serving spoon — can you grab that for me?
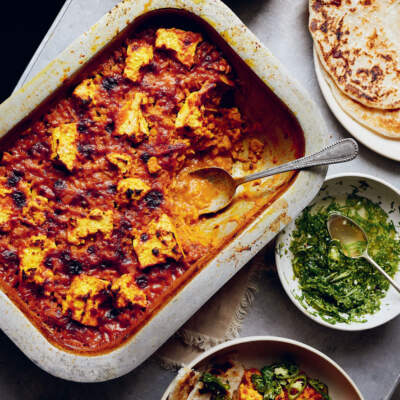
[190,138,358,215]
[327,212,400,294]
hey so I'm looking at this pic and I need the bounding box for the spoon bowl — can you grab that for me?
[189,167,236,214]
[327,213,368,258]
[327,212,400,294]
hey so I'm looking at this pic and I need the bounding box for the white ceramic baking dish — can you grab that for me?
[0,0,327,382]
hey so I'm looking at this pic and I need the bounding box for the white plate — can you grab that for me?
[161,336,364,400]
[276,173,400,331]
[313,47,400,162]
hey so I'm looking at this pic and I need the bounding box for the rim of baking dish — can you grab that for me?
[0,0,327,382]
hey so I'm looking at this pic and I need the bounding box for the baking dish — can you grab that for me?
[0,0,327,381]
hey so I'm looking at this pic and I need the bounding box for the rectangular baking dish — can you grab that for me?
[0,0,327,382]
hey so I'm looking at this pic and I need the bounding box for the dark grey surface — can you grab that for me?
[2,0,400,399]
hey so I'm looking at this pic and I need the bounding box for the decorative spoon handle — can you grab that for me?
[235,139,358,186]
[363,253,400,294]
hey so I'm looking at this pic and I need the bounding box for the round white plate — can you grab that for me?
[313,47,400,162]
[276,173,400,331]
[161,336,363,400]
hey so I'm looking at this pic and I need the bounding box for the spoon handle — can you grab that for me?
[235,139,358,186]
[363,253,400,294]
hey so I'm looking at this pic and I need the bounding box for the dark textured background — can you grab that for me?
[0,1,65,102]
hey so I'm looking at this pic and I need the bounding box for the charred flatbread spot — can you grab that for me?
[310,19,319,32]
[371,65,383,82]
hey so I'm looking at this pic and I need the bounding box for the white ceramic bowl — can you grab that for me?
[161,336,364,399]
[276,173,400,331]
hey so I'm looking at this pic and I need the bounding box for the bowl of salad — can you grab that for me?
[162,336,363,399]
[276,173,400,331]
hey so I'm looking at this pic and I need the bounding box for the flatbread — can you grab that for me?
[169,356,245,400]
[168,368,201,400]
[317,55,400,139]
[309,0,400,110]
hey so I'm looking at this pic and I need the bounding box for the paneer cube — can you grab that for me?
[175,87,213,139]
[124,42,153,82]
[115,92,149,142]
[111,274,147,308]
[0,181,12,226]
[147,156,161,174]
[238,369,263,400]
[22,189,49,225]
[68,209,113,245]
[106,153,132,175]
[155,28,202,67]
[73,78,99,104]
[62,275,109,327]
[50,123,79,171]
[20,234,56,286]
[133,214,183,269]
[117,178,151,202]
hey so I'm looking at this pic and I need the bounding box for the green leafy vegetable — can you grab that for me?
[290,194,400,324]
[309,378,330,400]
[251,373,266,393]
[287,374,307,400]
[199,372,230,400]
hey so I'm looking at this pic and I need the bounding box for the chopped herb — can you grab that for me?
[199,372,230,400]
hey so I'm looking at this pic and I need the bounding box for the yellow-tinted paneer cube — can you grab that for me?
[155,28,202,67]
[115,92,149,142]
[50,123,79,171]
[73,78,99,104]
[0,181,12,225]
[117,178,151,202]
[175,88,213,139]
[20,234,56,286]
[68,209,113,245]
[22,187,49,225]
[147,156,161,174]
[133,214,183,269]
[111,274,147,308]
[62,275,109,327]
[124,42,153,82]
[106,153,132,175]
[238,369,263,400]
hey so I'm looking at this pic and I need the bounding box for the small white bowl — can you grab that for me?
[276,173,400,331]
[161,336,364,399]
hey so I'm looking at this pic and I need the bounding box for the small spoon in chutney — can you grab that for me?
[327,212,400,294]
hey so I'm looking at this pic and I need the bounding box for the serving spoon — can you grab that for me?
[190,138,358,215]
[327,212,400,294]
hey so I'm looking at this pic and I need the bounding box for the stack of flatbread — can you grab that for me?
[309,0,400,139]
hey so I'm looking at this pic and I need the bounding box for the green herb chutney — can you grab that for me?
[290,194,400,324]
